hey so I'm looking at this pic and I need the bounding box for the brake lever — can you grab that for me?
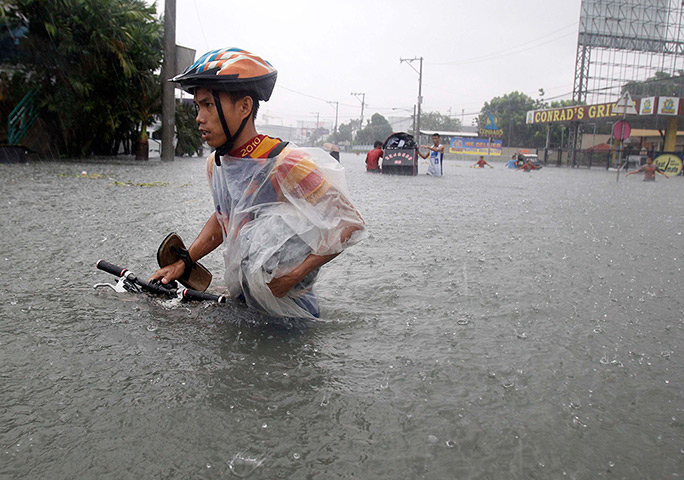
[93,276,133,293]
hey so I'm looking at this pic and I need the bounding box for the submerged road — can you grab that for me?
[1,153,683,479]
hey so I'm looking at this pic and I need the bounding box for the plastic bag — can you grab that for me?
[208,146,365,318]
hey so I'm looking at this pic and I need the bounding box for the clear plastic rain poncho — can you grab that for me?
[208,145,365,318]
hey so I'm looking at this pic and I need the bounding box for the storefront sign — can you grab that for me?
[654,153,683,176]
[526,102,627,124]
[640,97,656,115]
[657,97,680,116]
[480,111,504,138]
[450,137,502,156]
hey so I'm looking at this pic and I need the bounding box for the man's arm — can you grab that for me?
[656,167,670,178]
[149,213,223,284]
[267,222,361,297]
[268,252,338,297]
[267,152,365,296]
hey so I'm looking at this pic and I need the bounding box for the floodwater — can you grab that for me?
[1,152,684,479]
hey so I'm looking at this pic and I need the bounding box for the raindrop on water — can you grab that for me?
[228,453,264,478]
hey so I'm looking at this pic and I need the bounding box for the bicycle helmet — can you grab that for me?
[172,47,278,160]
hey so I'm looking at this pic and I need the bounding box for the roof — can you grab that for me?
[419,130,477,137]
[630,128,684,137]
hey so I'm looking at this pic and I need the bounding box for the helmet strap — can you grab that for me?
[213,91,250,165]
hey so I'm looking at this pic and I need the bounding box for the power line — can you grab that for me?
[191,0,210,51]
[431,22,578,66]
[276,84,356,108]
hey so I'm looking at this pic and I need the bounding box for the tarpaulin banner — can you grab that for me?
[449,137,502,156]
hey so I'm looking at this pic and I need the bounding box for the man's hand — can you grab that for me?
[267,271,303,298]
[149,259,185,285]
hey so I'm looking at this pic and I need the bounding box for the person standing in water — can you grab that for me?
[471,156,493,168]
[625,157,669,181]
[418,133,444,176]
[365,141,383,172]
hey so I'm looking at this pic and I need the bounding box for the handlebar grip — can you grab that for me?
[96,259,128,278]
[182,288,226,303]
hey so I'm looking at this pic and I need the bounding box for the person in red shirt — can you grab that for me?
[471,155,493,168]
[365,141,383,172]
[516,159,540,172]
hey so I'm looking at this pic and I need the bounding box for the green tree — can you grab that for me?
[2,0,162,157]
[324,120,352,146]
[480,91,546,148]
[174,101,203,157]
[354,113,392,145]
[622,71,684,98]
[420,111,461,132]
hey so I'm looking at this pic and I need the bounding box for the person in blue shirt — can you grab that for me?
[507,154,518,169]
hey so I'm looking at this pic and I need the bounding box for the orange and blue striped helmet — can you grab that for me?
[172,47,277,101]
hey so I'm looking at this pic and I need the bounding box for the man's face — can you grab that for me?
[647,157,653,165]
[193,88,247,148]
[432,135,439,145]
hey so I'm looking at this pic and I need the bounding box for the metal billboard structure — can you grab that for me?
[573,0,684,105]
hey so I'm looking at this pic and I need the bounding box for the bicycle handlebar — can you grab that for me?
[95,259,225,304]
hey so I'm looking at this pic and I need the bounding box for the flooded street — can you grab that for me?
[2,153,684,479]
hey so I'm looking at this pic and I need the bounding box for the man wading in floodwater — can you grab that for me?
[625,156,670,181]
[418,133,444,176]
[150,48,366,318]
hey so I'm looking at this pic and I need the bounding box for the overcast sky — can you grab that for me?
[155,0,582,128]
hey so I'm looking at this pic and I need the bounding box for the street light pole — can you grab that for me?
[400,56,423,142]
[310,112,320,147]
[327,100,339,136]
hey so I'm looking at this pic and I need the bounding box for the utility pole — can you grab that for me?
[351,93,365,126]
[351,92,365,149]
[400,56,423,142]
[327,100,339,136]
[161,0,176,162]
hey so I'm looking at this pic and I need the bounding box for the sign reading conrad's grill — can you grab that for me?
[527,96,683,125]
[526,102,628,124]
